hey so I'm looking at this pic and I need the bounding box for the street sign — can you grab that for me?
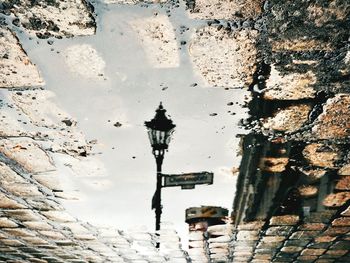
[162,172,214,189]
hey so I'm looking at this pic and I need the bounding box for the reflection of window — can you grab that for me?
[303,206,311,217]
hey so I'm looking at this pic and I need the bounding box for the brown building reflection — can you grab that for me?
[232,133,342,225]
[229,91,350,262]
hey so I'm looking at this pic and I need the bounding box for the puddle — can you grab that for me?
[11,0,249,247]
[2,0,349,261]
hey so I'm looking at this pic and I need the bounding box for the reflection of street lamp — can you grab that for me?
[145,102,176,235]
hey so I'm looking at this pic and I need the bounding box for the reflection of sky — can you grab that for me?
[16,2,249,247]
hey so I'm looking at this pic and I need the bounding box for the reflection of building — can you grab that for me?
[232,132,340,226]
[229,94,350,262]
[233,133,292,225]
[232,91,341,226]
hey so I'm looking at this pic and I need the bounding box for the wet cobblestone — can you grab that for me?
[0,0,349,261]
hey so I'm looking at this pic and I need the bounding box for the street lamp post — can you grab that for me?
[145,103,176,237]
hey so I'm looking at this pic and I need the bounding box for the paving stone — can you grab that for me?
[306,211,337,223]
[0,27,44,89]
[319,254,340,260]
[303,143,340,168]
[41,211,76,223]
[61,223,90,235]
[298,185,318,198]
[299,223,325,231]
[336,256,350,262]
[18,247,41,254]
[237,221,264,230]
[265,226,293,236]
[325,250,348,257]
[22,221,53,230]
[36,244,59,250]
[0,238,24,246]
[233,240,257,248]
[290,230,320,240]
[269,215,299,226]
[0,217,18,228]
[323,227,350,237]
[4,209,41,221]
[284,239,310,247]
[311,94,350,140]
[55,240,76,246]
[207,235,231,243]
[130,14,179,69]
[188,0,262,20]
[260,157,289,173]
[341,206,350,217]
[280,246,303,253]
[256,241,283,249]
[26,198,62,211]
[0,193,25,209]
[270,39,331,52]
[232,257,250,262]
[307,1,349,26]
[233,251,253,257]
[263,65,316,100]
[342,235,350,241]
[253,254,273,260]
[273,255,295,262]
[63,44,105,81]
[0,162,28,184]
[323,193,350,208]
[262,104,311,133]
[335,176,350,191]
[3,227,37,238]
[255,248,275,254]
[301,248,326,256]
[0,107,27,137]
[73,234,96,241]
[189,27,258,88]
[260,236,286,243]
[2,183,42,197]
[330,241,350,250]
[0,138,55,173]
[297,255,319,262]
[332,217,350,226]
[207,224,233,236]
[0,232,8,238]
[28,258,48,263]
[189,240,204,248]
[308,242,333,249]
[39,231,66,240]
[2,0,95,38]
[315,236,337,243]
[339,164,350,176]
[32,173,62,192]
[236,230,259,241]
[314,260,334,263]
[9,90,89,157]
[0,246,17,253]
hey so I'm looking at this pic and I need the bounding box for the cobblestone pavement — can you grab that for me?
[0,0,349,262]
